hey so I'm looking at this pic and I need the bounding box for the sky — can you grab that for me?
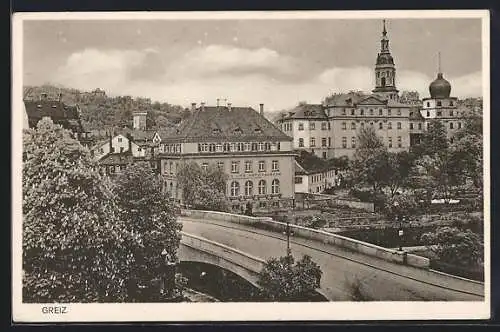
[22,17,483,112]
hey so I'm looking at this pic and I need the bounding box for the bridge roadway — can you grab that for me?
[180,217,484,301]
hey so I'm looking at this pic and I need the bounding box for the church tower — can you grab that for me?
[372,20,399,100]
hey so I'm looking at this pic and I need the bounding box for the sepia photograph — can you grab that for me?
[11,10,490,322]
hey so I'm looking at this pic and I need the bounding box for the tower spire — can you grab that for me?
[382,19,387,36]
[438,51,442,74]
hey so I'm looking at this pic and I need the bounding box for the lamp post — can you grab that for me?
[393,201,403,252]
[161,249,176,298]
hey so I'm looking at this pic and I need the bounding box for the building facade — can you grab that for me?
[158,103,296,213]
[277,20,472,159]
[294,151,338,194]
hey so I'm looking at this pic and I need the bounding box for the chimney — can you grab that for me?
[40,93,48,101]
[191,102,196,111]
[227,102,232,112]
[259,103,264,116]
[126,133,133,154]
[201,102,205,111]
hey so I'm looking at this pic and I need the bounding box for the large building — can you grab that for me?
[278,20,412,159]
[277,20,474,159]
[157,103,297,213]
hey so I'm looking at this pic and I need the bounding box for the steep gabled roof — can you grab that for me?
[280,104,327,121]
[162,106,291,143]
[24,99,84,132]
[294,150,336,175]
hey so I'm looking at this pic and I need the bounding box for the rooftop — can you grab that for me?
[294,150,337,175]
[162,105,291,143]
[280,103,327,121]
[24,99,84,132]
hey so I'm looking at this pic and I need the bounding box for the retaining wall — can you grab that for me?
[181,209,430,269]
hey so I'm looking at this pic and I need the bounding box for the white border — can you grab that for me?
[12,10,491,322]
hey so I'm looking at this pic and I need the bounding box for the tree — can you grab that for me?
[176,162,229,212]
[385,151,414,199]
[352,126,389,192]
[421,226,483,268]
[450,114,483,189]
[257,255,322,301]
[23,118,137,302]
[113,162,183,298]
[412,119,448,157]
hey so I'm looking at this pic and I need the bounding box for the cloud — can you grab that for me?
[49,46,483,113]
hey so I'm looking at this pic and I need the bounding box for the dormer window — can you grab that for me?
[254,128,262,133]
[212,128,221,134]
[234,127,242,134]
[51,105,57,108]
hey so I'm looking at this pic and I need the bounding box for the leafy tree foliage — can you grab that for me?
[23,118,137,302]
[257,255,322,301]
[113,162,183,296]
[352,126,388,192]
[176,162,229,212]
[421,226,483,267]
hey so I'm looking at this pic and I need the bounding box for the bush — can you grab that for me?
[257,255,322,301]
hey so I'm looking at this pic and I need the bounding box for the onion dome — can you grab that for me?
[429,72,451,99]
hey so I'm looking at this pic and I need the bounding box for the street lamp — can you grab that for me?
[161,249,176,298]
[393,201,403,252]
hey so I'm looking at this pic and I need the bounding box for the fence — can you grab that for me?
[181,209,429,269]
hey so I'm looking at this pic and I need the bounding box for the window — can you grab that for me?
[370,122,374,127]
[272,201,280,208]
[99,148,104,154]
[322,152,327,159]
[388,122,392,129]
[379,122,383,130]
[450,110,454,117]
[321,122,327,130]
[244,181,253,196]
[217,161,224,170]
[360,109,364,115]
[397,109,401,115]
[458,122,462,129]
[360,122,365,128]
[310,137,316,147]
[351,137,356,148]
[169,161,173,175]
[370,109,374,116]
[437,101,442,107]
[342,122,347,130]
[427,102,430,107]
[410,123,414,129]
[259,161,266,172]
[379,109,383,115]
[388,109,392,116]
[397,136,402,148]
[209,143,216,152]
[310,122,315,130]
[437,111,442,116]
[271,179,280,194]
[397,122,402,129]
[251,143,258,151]
[258,180,267,195]
[449,122,454,129]
[118,137,122,143]
[450,101,454,106]
[351,109,355,115]
[328,137,331,147]
[259,202,267,209]
[295,176,303,184]
[272,160,279,171]
[230,181,240,197]
[342,137,347,148]
[426,111,430,117]
[258,142,264,151]
[245,161,252,173]
[342,108,346,115]
[298,123,304,131]
[201,163,208,171]
[298,138,304,147]
[388,137,393,148]
[216,143,222,152]
[321,138,327,147]
[231,161,239,173]
[351,122,356,130]
[244,142,251,151]
[418,123,422,130]
[223,143,230,152]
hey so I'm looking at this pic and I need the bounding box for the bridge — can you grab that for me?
[178,211,484,301]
